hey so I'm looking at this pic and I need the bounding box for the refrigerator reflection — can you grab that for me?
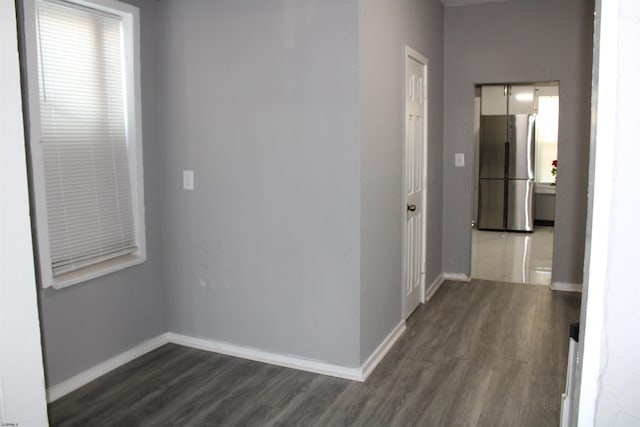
[471,226,553,285]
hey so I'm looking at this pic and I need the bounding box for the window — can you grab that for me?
[534,95,559,184]
[21,0,145,289]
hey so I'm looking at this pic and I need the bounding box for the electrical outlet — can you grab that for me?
[183,170,194,190]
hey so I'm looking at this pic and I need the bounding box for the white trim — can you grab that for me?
[425,273,445,301]
[551,282,583,293]
[51,254,145,290]
[443,272,471,282]
[47,323,411,402]
[575,0,618,423]
[360,321,406,381]
[20,0,146,289]
[0,2,49,422]
[167,333,364,382]
[46,333,170,402]
[402,45,429,318]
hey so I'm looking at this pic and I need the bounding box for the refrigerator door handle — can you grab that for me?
[504,141,510,229]
[504,141,510,177]
[527,114,536,179]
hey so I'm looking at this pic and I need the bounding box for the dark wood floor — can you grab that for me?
[48,280,581,426]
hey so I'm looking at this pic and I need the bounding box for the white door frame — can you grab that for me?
[574,0,622,422]
[401,46,428,319]
[0,1,49,424]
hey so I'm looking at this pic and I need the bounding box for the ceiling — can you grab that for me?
[440,0,511,6]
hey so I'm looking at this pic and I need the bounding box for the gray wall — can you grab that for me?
[359,0,444,361]
[443,0,594,284]
[37,0,446,383]
[38,0,167,387]
[155,0,362,367]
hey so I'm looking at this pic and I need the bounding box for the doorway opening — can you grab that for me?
[471,82,559,285]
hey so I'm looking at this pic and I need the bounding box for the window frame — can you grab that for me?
[20,0,146,289]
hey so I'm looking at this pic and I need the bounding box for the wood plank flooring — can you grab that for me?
[48,280,581,426]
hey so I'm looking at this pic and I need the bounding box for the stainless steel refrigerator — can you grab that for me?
[478,114,535,232]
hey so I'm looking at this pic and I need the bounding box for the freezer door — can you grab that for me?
[508,114,535,180]
[508,85,535,115]
[478,179,505,230]
[479,115,508,179]
[481,85,507,115]
[507,179,534,231]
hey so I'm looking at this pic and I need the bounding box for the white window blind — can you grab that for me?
[35,0,138,278]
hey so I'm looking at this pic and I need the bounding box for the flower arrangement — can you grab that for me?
[551,159,558,185]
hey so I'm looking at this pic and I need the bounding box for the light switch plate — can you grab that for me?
[183,170,194,190]
[455,153,465,167]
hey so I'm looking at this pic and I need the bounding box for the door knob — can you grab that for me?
[407,204,417,212]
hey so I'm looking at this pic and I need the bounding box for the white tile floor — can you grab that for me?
[471,226,554,285]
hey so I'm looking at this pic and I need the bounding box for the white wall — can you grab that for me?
[443,0,594,285]
[577,0,640,424]
[0,1,49,424]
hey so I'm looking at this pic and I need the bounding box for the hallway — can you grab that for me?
[48,280,579,426]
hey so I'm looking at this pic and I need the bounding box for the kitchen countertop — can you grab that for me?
[535,182,557,194]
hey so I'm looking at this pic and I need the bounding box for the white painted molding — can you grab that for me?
[47,333,171,402]
[166,333,365,382]
[47,323,410,402]
[360,321,406,381]
[551,282,583,293]
[443,272,471,282]
[425,273,445,301]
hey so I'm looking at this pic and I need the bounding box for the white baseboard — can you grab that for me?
[424,273,445,301]
[360,321,406,381]
[551,282,583,292]
[166,332,364,382]
[47,322,409,402]
[46,333,171,402]
[443,272,471,282]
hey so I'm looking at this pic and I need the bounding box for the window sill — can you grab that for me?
[50,253,146,290]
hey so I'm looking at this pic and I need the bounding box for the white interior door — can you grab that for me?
[403,48,427,319]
